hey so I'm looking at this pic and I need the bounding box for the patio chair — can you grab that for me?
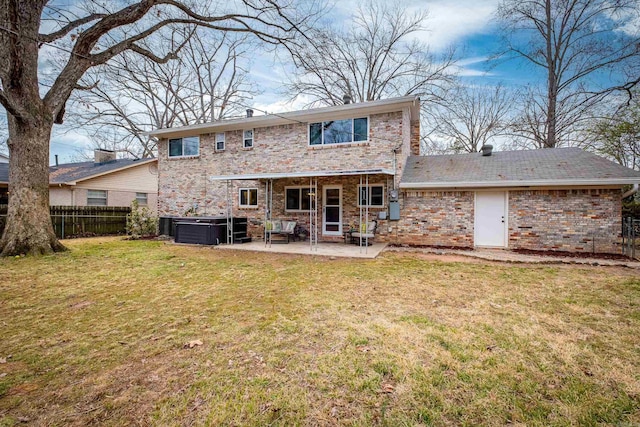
[351,220,377,245]
[266,219,297,243]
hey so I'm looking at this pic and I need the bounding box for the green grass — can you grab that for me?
[0,237,639,426]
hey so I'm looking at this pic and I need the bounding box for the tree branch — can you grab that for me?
[38,13,107,43]
[0,88,29,121]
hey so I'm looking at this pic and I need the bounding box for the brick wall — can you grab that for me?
[389,190,475,247]
[508,189,622,254]
[158,112,410,219]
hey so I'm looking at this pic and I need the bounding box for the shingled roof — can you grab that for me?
[400,148,640,189]
[49,158,156,184]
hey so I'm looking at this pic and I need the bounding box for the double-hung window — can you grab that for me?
[215,133,225,151]
[168,136,199,158]
[239,188,258,208]
[285,187,314,211]
[358,184,384,207]
[87,189,107,206]
[136,192,148,205]
[243,130,253,148]
[309,117,368,146]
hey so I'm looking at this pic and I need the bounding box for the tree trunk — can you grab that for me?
[544,0,557,149]
[0,118,66,256]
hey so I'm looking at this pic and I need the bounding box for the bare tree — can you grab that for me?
[0,0,314,256]
[424,83,514,153]
[285,1,455,106]
[495,0,640,148]
[69,28,257,159]
[588,93,640,170]
[506,84,597,149]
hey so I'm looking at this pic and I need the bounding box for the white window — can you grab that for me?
[239,188,258,208]
[168,136,199,158]
[285,187,315,211]
[243,129,253,148]
[215,132,225,151]
[358,184,384,207]
[87,189,107,206]
[136,192,148,205]
[309,117,368,146]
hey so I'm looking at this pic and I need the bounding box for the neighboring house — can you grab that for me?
[49,150,158,212]
[150,96,640,254]
[0,153,8,163]
[0,162,8,204]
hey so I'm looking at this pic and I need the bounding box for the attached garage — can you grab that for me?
[397,148,640,254]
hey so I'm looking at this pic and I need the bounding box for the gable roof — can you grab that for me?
[148,96,420,139]
[0,163,7,184]
[400,148,640,189]
[50,158,156,185]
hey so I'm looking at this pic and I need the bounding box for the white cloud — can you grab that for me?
[411,0,500,52]
[252,94,316,115]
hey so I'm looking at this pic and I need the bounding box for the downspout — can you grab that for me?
[622,183,639,199]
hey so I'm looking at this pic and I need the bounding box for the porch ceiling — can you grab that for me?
[209,168,394,181]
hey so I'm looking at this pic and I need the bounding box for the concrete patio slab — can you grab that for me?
[215,240,387,258]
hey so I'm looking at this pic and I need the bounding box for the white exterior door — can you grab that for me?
[475,191,507,247]
[323,186,342,236]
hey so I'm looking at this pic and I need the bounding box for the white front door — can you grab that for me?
[475,191,507,247]
[323,186,342,236]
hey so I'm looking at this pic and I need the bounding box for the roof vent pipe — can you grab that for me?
[246,109,254,118]
[54,154,58,167]
[343,94,352,104]
[481,144,493,156]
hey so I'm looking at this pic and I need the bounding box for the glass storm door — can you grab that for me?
[323,186,342,235]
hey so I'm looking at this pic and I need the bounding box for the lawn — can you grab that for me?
[0,237,639,426]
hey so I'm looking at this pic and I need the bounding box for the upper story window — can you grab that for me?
[358,184,384,207]
[215,133,225,151]
[239,188,258,208]
[87,189,107,206]
[243,130,254,148]
[286,187,315,211]
[168,136,199,158]
[309,117,368,146]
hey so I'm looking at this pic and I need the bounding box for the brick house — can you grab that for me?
[151,96,640,254]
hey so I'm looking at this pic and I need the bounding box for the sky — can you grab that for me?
[0,0,545,164]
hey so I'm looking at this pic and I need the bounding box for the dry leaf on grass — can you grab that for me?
[184,340,203,349]
[380,384,395,394]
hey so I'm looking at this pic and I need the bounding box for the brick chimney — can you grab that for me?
[410,119,421,155]
[94,149,116,164]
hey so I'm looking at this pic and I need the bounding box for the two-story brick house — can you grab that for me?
[151,96,640,254]
[151,96,420,243]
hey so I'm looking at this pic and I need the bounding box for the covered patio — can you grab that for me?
[215,239,388,259]
[209,168,396,251]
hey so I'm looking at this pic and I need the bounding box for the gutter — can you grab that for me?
[622,183,639,199]
[399,178,640,189]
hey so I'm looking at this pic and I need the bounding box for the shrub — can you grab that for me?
[126,200,158,239]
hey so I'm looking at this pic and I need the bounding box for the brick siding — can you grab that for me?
[158,112,409,223]
[389,190,475,247]
[508,189,621,254]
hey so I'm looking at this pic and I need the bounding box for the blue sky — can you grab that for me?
[7,0,543,164]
